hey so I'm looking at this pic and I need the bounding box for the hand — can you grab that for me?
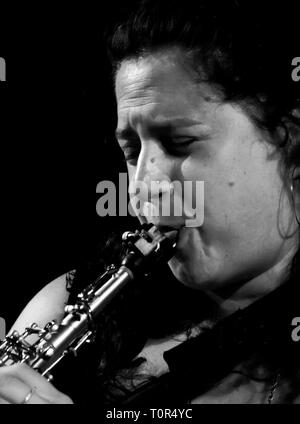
[0,363,73,404]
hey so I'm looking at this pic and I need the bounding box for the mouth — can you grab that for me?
[154,225,183,250]
[155,225,183,238]
[156,225,182,232]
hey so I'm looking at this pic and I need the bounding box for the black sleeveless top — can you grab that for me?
[53,268,300,404]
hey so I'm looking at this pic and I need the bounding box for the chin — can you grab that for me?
[168,256,222,291]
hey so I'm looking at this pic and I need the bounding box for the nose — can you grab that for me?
[129,141,182,226]
[134,141,174,187]
[131,140,175,205]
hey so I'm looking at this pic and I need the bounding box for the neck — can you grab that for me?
[207,246,297,319]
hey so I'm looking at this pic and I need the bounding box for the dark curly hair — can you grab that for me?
[109,0,300,167]
[61,0,300,404]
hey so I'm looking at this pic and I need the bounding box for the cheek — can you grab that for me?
[180,156,207,184]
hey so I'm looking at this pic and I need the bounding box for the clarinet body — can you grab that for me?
[0,225,177,380]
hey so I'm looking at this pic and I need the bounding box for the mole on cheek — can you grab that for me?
[150,157,155,163]
[228,181,235,187]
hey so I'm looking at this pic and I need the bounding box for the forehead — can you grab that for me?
[115,48,218,123]
[115,49,193,97]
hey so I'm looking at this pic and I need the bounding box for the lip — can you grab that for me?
[156,225,182,232]
[154,225,183,248]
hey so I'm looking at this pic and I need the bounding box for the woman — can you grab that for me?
[0,0,299,404]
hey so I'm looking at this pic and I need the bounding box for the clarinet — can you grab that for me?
[0,224,178,381]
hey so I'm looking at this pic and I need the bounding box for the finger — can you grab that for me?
[0,375,48,404]
[1,364,72,403]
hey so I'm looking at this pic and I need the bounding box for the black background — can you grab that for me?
[1,0,299,329]
[1,3,137,330]
[0,0,299,413]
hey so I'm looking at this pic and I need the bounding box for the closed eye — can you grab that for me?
[161,135,199,146]
[117,134,205,163]
[171,136,197,145]
[161,136,198,156]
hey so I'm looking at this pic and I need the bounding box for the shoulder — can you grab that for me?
[9,271,75,335]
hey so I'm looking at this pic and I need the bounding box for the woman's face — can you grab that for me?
[115,47,297,297]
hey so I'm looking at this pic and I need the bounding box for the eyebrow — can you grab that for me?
[115,117,202,140]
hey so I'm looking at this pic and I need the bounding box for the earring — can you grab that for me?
[290,167,300,225]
